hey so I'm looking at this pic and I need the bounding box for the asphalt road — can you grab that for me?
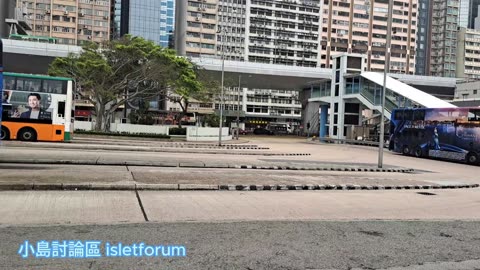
[1,221,480,270]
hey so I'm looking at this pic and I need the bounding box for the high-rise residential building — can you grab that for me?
[459,0,480,29]
[321,0,418,73]
[112,0,175,47]
[18,0,110,45]
[175,0,418,72]
[175,0,220,58]
[415,0,431,75]
[456,27,480,80]
[428,0,459,77]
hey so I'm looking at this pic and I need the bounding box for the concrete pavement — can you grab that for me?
[0,136,478,190]
[0,164,476,191]
[1,189,480,226]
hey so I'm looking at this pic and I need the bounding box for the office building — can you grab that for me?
[113,0,174,47]
[459,0,480,29]
[415,0,431,75]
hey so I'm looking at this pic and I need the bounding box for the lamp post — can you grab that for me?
[378,0,393,168]
[236,75,241,140]
[218,28,225,146]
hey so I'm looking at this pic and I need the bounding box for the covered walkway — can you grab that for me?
[307,54,457,140]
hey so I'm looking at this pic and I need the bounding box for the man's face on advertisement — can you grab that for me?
[28,96,40,110]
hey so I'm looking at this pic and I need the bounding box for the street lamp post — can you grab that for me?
[218,29,225,146]
[236,75,241,140]
[378,0,393,168]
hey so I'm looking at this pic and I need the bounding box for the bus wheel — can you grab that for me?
[402,145,410,155]
[414,147,423,158]
[0,126,10,140]
[466,152,479,165]
[18,128,37,142]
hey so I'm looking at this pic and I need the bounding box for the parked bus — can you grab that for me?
[0,40,3,133]
[389,107,480,165]
[1,72,74,142]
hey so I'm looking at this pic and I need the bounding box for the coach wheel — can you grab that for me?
[0,126,10,140]
[402,145,410,155]
[414,147,423,158]
[18,128,37,142]
[466,152,479,165]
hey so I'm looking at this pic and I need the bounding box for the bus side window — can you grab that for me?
[394,110,404,120]
[3,76,15,90]
[404,110,413,121]
[58,101,65,117]
[413,110,425,121]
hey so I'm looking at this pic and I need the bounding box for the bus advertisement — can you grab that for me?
[1,72,74,142]
[389,107,480,165]
[0,39,3,134]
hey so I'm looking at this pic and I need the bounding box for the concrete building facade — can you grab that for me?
[175,0,418,72]
[0,0,17,38]
[415,0,431,75]
[321,0,418,73]
[16,0,111,45]
[428,0,459,77]
[456,27,480,80]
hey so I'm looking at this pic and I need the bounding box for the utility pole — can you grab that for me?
[378,0,393,168]
[218,29,225,146]
[236,75,241,140]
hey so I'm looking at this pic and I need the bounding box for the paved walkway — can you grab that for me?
[1,189,480,225]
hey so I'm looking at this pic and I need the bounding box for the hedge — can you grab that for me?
[168,127,187,135]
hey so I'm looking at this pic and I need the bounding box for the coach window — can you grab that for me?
[413,110,425,121]
[15,78,26,91]
[404,110,413,120]
[394,110,404,120]
[3,76,15,89]
[23,78,42,92]
[43,80,64,94]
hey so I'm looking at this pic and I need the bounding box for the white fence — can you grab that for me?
[186,127,232,141]
[74,121,233,141]
[74,121,170,135]
[74,121,95,131]
[110,123,170,135]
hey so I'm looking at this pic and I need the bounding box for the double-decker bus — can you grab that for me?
[1,72,74,142]
[0,40,3,132]
[389,107,480,165]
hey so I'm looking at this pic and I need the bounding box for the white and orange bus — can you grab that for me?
[1,72,74,142]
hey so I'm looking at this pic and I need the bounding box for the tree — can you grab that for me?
[164,58,220,128]
[128,100,155,125]
[49,35,179,131]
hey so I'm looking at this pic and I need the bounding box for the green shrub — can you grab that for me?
[168,127,187,135]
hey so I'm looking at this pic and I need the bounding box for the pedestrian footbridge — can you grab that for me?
[307,54,457,139]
